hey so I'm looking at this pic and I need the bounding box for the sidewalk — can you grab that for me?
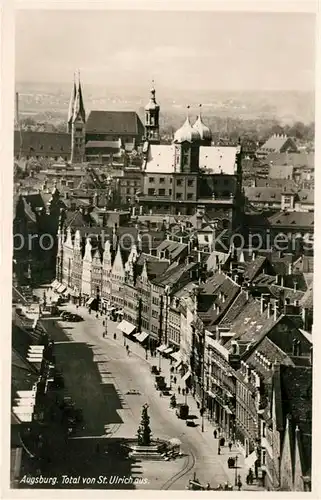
[47,300,264,491]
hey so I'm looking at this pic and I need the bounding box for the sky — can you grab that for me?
[15,9,316,92]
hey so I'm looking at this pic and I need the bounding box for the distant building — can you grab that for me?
[257,134,298,159]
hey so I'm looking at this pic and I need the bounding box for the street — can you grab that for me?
[31,294,253,490]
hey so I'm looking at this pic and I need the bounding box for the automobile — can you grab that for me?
[67,314,83,322]
[186,419,197,427]
[60,311,71,320]
[176,404,189,420]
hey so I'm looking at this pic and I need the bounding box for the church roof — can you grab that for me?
[86,111,144,136]
[14,131,71,155]
[199,146,238,175]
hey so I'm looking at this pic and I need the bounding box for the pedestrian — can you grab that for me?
[173,376,177,384]
[206,483,211,490]
[96,313,99,319]
[228,441,232,451]
[237,478,242,491]
[218,446,221,455]
[182,388,185,396]
[213,429,217,439]
[178,386,181,395]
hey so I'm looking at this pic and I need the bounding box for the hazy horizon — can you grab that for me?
[16,10,315,93]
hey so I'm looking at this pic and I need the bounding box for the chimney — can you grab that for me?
[234,273,239,284]
[281,276,284,287]
[297,340,301,356]
[293,280,297,292]
[292,339,298,356]
[260,294,266,315]
[275,274,280,285]
[301,307,308,330]
[274,303,279,321]
[252,251,256,261]
[251,178,256,188]
[288,262,293,275]
[267,302,273,318]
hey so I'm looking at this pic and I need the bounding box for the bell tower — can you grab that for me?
[144,81,160,144]
[71,71,86,164]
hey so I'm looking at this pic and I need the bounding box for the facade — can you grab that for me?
[61,227,74,288]
[144,83,160,144]
[71,230,83,295]
[81,238,93,298]
[101,240,113,304]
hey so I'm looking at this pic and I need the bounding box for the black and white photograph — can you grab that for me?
[6,2,316,494]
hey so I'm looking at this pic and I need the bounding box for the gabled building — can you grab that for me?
[257,135,298,159]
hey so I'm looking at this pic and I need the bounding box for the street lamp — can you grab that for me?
[234,454,238,486]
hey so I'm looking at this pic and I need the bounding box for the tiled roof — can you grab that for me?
[86,111,144,136]
[265,152,314,169]
[220,289,249,325]
[268,164,294,180]
[268,211,314,228]
[244,186,285,203]
[198,273,240,327]
[300,285,313,309]
[144,145,175,173]
[259,135,297,153]
[152,261,196,287]
[199,146,238,175]
[156,240,188,261]
[146,260,169,280]
[297,189,314,205]
[244,178,297,190]
[14,131,71,154]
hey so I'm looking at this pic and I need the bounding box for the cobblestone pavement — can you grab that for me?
[32,289,264,491]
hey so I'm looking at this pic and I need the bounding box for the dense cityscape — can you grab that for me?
[10,72,314,492]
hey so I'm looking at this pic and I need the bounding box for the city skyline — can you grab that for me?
[15,10,315,92]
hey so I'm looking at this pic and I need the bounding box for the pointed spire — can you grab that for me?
[199,103,202,119]
[67,73,77,130]
[145,79,159,111]
[73,70,86,123]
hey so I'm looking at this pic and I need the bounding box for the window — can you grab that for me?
[224,179,229,185]
[149,177,155,183]
[148,188,154,195]
[159,189,165,196]
[159,177,165,184]
[176,179,182,186]
[187,193,193,200]
[262,421,266,437]
[176,193,182,200]
[204,235,209,243]
[169,189,172,195]
[187,179,194,187]
[261,449,266,466]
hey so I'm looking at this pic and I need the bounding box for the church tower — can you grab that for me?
[144,81,160,144]
[70,72,86,164]
[67,74,76,133]
[173,106,201,173]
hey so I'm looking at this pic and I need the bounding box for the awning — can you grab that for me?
[245,450,258,470]
[157,344,167,353]
[50,280,59,289]
[86,297,95,306]
[174,360,183,370]
[63,288,73,296]
[171,351,181,362]
[164,347,173,355]
[136,332,149,343]
[57,284,66,294]
[117,320,136,335]
[182,370,192,382]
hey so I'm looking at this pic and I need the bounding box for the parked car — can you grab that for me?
[155,375,166,391]
[176,404,189,420]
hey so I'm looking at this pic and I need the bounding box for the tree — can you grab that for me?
[137,403,152,446]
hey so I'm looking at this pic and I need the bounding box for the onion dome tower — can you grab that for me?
[173,106,201,173]
[193,104,212,146]
[144,81,160,144]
